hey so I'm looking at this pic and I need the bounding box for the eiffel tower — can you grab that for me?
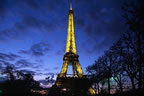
[55,4,95,96]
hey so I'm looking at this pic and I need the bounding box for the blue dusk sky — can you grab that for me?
[0,0,128,80]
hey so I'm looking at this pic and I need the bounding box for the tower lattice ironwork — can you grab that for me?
[59,5,83,78]
[55,4,95,95]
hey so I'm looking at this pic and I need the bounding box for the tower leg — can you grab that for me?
[74,62,83,77]
[72,62,77,77]
[60,61,68,77]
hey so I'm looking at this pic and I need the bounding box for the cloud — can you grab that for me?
[0,27,30,41]
[23,16,41,29]
[43,72,55,76]
[32,65,40,69]
[76,1,127,55]
[0,0,130,76]
[24,0,39,9]
[0,52,20,61]
[55,50,64,55]
[35,69,42,72]
[39,80,49,85]
[14,15,56,32]
[0,29,18,41]
[83,17,126,55]
[0,0,61,41]
[0,60,12,68]
[53,67,59,70]
[19,69,36,75]
[0,52,41,71]
[35,72,43,75]
[44,68,51,71]
[0,0,6,20]
[74,16,85,28]
[15,59,36,68]
[22,0,63,12]
[0,52,21,71]
[19,42,51,57]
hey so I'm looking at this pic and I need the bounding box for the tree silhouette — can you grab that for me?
[87,0,144,95]
[2,66,16,81]
[0,65,41,96]
[122,0,144,89]
[109,39,125,92]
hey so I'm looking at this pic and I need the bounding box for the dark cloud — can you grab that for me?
[0,60,12,68]
[83,18,126,55]
[0,19,56,41]
[15,59,36,68]
[24,0,39,9]
[0,26,31,41]
[0,52,20,61]
[77,1,127,55]
[0,52,40,71]
[15,23,26,32]
[15,16,56,32]
[0,0,130,79]
[36,72,43,75]
[19,69,36,75]
[74,16,85,28]
[32,65,42,69]
[55,50,64,55]
[44,68,51,71]
[43,22,56,32]
[43,72,55,76]
[19,42,51,57]
[53,67,59,70]
[35,69,42,72]
[23,16,41,28]
[46,0,64,11]
[0,0,61,41]
[0,0,6,20]
[0,29,18,41]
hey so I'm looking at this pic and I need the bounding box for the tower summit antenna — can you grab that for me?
[70,3,72,10]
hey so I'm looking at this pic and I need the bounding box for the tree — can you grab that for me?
[122,36,138,89]
[2,66,16,81]
[109,39,125,92]
[45,73,55,86]
[1,66,41,96]
[87,54,113,95]
[122,0,144,88]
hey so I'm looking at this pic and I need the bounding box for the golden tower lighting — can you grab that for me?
[55,4,95,95]
[59,4,83,77]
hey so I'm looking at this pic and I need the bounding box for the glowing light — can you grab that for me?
[75,62,83,76]
[0,90,2,94]
[56,82,61,86]
[59,8,83,77]
[62,88,67,91]
[88,88,96,95]
[56,5,94,96]
[60,61,68,77]
[65,8,76,54]
[31,89,48,95]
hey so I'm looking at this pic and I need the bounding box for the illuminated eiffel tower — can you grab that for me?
[56,4,95,95]
[59,5,83,78]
